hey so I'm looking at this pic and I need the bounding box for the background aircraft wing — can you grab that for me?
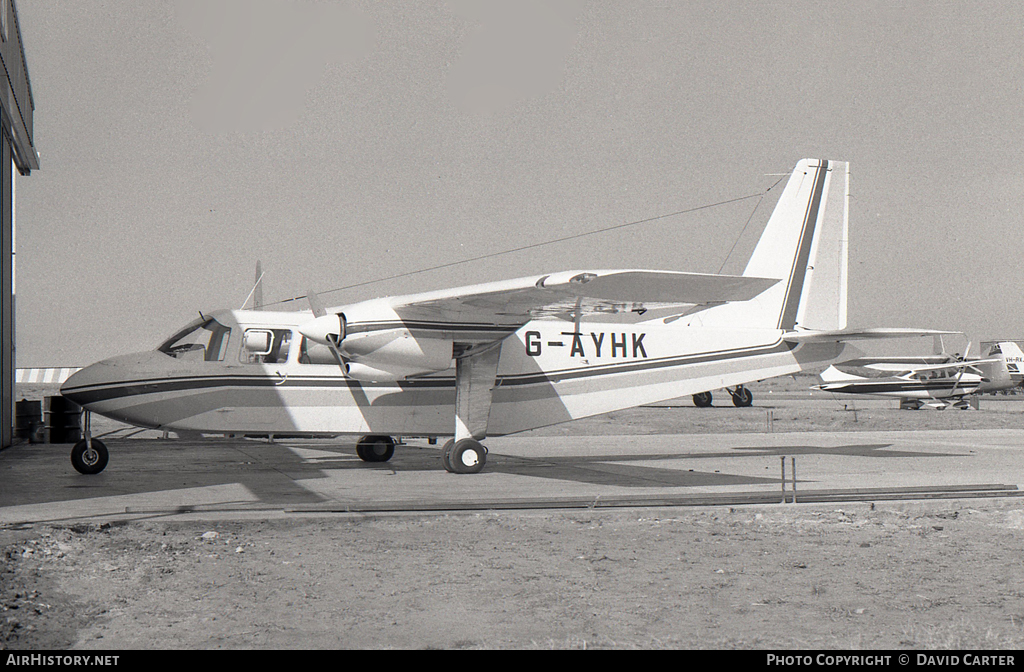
[389,269,778,325]
[782,327,959,343]
[870,358,1001,374]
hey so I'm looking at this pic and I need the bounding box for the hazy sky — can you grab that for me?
[12,0,1024,366]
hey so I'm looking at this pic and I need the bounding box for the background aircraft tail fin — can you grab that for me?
[996,341,1024,359]
[253,260,264,310]
[995,341,1024,386]
[694,159,849,330]
[241,260,266,311]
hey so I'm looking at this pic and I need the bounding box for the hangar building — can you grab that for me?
[0,0,39,449]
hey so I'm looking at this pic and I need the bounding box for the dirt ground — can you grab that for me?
[3,376,1024,650]
[3,502,1024,650]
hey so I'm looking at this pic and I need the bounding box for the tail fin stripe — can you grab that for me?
[778,160,829,330]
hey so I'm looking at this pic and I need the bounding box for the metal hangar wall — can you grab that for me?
[0,0,39,449]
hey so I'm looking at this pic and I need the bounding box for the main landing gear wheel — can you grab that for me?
[440,439,455,472]
[444,438,487,474]
[355,435,395,462]
[731,386,753,407]
[692,391,713,408]
[71,439,108,475]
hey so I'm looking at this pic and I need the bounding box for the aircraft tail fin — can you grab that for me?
[696,159,849,330]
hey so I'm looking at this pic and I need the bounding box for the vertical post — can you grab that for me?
[791,457,797,504]
[780,455,787,504]
[0,136,11,449]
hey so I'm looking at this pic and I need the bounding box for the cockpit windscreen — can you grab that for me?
[158,317,232,362]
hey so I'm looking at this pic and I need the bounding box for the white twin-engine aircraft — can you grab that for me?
[816,341,1024,410]
[61,159,941,475]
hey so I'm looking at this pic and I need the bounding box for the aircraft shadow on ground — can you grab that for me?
[0,438,972,511]
[477,442,971,488]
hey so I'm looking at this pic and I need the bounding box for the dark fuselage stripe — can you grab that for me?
[62,340,797,405]
[826,381,979,394]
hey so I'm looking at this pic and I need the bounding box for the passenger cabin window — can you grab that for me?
[298,336,338,365]
[159,317,231,362]
[240,328,293,364]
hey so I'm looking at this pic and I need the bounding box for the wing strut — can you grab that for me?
[444,343,503,474]
[455,344,501,442]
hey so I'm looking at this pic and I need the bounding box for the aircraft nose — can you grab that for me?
[60,351,168,408]
[61,362,113,407]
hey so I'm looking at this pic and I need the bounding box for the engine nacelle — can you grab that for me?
[343,327,452,369]
[298,298,453,380]
[344,361,446,382]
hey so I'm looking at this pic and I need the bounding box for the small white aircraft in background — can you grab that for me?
[815,341,1024,409]
[61,158,944,474]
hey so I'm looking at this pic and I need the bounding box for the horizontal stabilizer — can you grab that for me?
[783,328,958,343]
[818,365,864,383]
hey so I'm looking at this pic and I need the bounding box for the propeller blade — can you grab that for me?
[950,341,971,396]
[298,297,348,374]
[307,289,327,318]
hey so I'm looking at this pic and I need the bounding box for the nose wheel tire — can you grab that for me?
[444,438,487,474]
[355,435,395,462]
[71,439,109,475]
[693,391,713,407]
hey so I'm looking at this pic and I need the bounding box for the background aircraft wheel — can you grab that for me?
[71,439,108,475]
[731,387,753,407]
[693,391,713,408]
[441,439,455,472]
[355,435,395,462]
[450,439,486,474]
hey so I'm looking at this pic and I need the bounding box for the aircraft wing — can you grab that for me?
[388,270,779,325]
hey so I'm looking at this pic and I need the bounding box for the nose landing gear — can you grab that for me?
[70,412,109,474]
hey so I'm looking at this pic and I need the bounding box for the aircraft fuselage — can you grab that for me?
[61,308,846,437]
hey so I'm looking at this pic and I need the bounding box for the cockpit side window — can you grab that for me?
[240,328,293,364]
[158,318,232,362]
[988,344,1003,356]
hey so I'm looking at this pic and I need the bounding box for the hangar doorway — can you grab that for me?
[1,0,40,449]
